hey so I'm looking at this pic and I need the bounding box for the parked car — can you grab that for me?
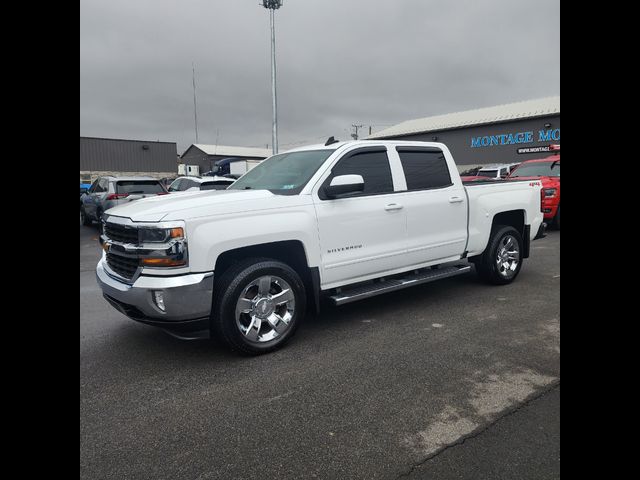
[97,140,545,355]
[507,145,560,228]
[159,177,178,189]
[168,176,236,193]
[80,176,168,226]
[460,163,520,182]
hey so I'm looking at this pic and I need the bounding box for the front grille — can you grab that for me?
[106,252,139,280]
[104,222,138,244]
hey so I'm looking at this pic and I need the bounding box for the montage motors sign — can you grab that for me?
[470,128,560,149]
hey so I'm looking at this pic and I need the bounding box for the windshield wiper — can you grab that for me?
[243,186,252,190]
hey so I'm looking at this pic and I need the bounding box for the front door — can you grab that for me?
[313,147,407,288]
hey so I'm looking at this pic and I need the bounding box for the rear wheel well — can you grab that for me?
[214,241,317,312]
[491,210,525,237]
[470,210,526,263]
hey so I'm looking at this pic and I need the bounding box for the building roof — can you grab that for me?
[185,144,271,158]
[367,96,560,139]
[80,136,176,145]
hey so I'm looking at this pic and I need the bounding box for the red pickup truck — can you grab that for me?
[507,145,560,229]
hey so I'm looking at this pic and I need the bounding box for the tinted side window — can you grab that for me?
[88,179,100,193]
[181,179,196,190]
[93,178,107,193]
[168,179,182,192]
[397,149,452,190]
[328,149,393,196]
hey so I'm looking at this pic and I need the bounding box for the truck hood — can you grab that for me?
[104,189,306,223]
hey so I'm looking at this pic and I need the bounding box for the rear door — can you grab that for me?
[312,146,408,288]
[83,178,99,217]
[88,178,108,217]
[391,146,468,266]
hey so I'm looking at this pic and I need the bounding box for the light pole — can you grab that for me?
[262,0,282,155]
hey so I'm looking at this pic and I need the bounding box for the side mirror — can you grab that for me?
[324,174,364,198]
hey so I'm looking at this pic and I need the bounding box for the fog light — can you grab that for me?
[153,291,165,311]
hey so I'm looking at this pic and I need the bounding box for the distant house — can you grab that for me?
[180,144,271,173]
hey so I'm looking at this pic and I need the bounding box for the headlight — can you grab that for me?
[138,227,184,244]
[543,188,557,198]
[137,224,187,268]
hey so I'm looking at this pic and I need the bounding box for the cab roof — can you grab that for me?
[282,139,448,153]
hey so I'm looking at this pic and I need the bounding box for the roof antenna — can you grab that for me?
[325,136,339,146]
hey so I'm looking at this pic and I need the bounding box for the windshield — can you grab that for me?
[510,161,560,178]
[477,170,498,178]
[228,149,334,195]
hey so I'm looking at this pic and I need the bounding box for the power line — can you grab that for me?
[192,62,199,144]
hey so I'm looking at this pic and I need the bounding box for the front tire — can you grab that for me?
[211,258,306,355]
[475,226,523,285]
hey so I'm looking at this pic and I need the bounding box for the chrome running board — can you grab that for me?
[328,264,472,306]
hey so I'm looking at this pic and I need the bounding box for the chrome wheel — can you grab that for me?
[496,234,520,279]
[235,275,295,343]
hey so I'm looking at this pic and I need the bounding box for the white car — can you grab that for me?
[97,140,545,355]
[168,176,235,193]
[474,163,521,180]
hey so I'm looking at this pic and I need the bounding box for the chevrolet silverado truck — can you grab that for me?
[96,140,546,355]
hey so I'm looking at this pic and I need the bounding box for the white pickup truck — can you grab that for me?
[97,140,546,355]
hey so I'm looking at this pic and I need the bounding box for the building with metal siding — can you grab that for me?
[80,137,178,182]
[367,97,559,170]
[180,144,271,173]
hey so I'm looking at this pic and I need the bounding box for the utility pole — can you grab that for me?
[351,124,363,140]
[262,1,283,155]
[192,62,199,144]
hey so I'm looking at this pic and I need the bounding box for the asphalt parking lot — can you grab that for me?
[80,225,560,480]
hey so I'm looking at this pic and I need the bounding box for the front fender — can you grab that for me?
[186,206,321,272]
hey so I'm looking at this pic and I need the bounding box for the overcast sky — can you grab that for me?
[80,0,559,154]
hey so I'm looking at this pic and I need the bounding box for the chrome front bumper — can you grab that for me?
[96,257,214,325]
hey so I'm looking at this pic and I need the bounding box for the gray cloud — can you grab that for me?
[80,0,559,153]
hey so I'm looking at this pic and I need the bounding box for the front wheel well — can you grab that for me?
[214,241,318,313]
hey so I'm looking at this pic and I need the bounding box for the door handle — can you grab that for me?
[449,196,464,203]
[385,203,404,211]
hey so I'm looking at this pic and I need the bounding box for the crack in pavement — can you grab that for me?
[394,381,560,479]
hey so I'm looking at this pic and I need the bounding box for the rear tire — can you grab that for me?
[475,226,523,285]
[211,257,306,355]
